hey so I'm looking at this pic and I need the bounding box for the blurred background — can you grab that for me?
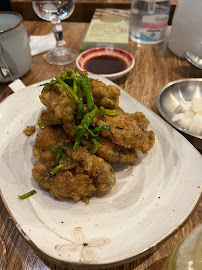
[1,0,178,23]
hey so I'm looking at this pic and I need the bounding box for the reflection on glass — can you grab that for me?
[32,0,78,65]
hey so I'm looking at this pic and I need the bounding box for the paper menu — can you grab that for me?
[80,9,130,51]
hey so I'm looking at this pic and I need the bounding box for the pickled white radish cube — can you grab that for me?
[184,110,195,118]
[172,113,185,123]
[180,117,193,129]
[181,101,192,112]
[192,99,202,114]
[188,114,202,135]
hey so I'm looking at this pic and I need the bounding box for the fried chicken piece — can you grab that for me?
[32,161,55,190]
[96,110,155,153]
[133,112,150,131]
[72,147,116,196]
[40,109,63,126]
[32,161,96,201]
[40,109,76,138]
[89,79,120,109]
[63,121,75,137]
[96,138,137,163]
[32,147,116,202]
[50,172,97,202]
[33,126,71,161]
[40,85,77,122]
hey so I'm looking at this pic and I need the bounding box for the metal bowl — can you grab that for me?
[156,78,202,151]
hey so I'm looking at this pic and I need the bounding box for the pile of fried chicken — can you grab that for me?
[32,70,155,203]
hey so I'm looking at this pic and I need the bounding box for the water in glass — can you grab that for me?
[32,1,75,22]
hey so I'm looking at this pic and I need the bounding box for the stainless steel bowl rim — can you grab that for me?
[156,78,202,140]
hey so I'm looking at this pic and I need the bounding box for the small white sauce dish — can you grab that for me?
[76,47,135,81]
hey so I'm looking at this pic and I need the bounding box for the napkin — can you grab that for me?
[29,32,56,56]
[8,79,26,93]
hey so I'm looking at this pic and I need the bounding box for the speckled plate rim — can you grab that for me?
[156,78,202,140]
[0,75,201,268]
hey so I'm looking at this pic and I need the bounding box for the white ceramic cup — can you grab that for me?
[0,12,32,83]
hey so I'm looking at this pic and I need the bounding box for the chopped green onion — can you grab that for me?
[99,106,119,115]
[73,106,98,150]
[49,145,56,152]
[73,127,86,150]
[93,125,111,133]
[76,79,83,120]
[50,164,64,175]
[80,76,94,111]
[86,128,99,137]
[49,145,65,166]
[88,138,100,154]
[72,124,82,136]
[73,79,77,93]
[81,105,98,129]
[65,67,75,76]
[40,81,57,90]
[55,77,80,103]
[37,119,46,129]
[19,190,37,200]
[55,148,63,166]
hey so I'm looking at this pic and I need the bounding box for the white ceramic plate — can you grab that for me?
[0,75,201,268]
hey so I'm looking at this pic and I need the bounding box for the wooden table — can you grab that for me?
[0,21,201,270]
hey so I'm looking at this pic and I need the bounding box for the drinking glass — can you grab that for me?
[32,0,78,65]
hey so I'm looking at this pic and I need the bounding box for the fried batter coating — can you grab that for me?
[50,172,96,201]
[72,147,116,196]
[32,160,96,201]
[40,109,63,126]
[33,127,71,161]
[23,126,36,136]
[39,85,77,122]
[32,161,55,190]
[96,110,155,153]
[133,112,150,131]
[89,79,120,109]
[96,138,137,163]
[63,121,75,137]
[32,147,116,202]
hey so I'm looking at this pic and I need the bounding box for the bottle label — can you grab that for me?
[138,13,169,42]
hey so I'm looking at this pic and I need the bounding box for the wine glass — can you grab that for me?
[32,0,78,65]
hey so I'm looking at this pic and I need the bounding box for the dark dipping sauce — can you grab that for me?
[83,54,128,74]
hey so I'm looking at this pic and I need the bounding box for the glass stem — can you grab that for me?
[52,22,66,49]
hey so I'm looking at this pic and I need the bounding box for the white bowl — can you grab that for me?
[76,47,135,80]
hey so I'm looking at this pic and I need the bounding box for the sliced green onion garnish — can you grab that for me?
[55,77,80,103]
[19,190,37,200]
[146,118,150,123]
[49,145,65,166]
[40,81,57,90]
[87,128,99,137]
[88,138,100,154]
[50,162,70,175]
[99,106,119,115]
[37,119,46,128]
[93,125,111,133]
